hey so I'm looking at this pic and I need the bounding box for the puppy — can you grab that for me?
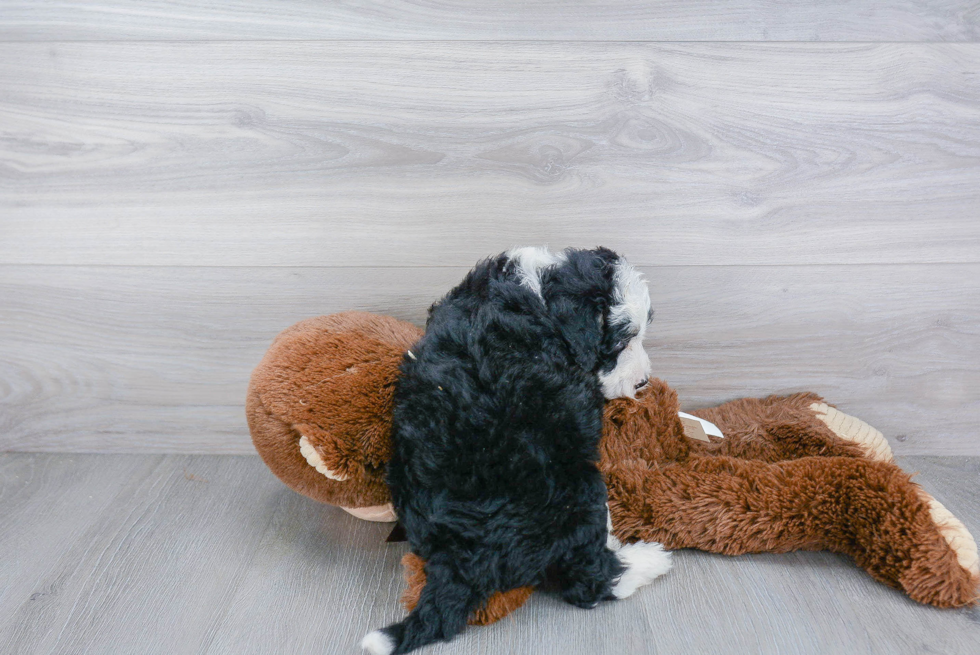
[362,247,670,655]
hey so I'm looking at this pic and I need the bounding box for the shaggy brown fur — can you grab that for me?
[602,381,978,609]
[246,312,421,509]
[247,312,979,625]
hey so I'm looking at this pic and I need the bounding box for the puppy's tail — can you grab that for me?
[361,557,482,655]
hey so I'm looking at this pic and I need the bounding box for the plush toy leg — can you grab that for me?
[689,393,886,463]
[808,402,894,462]
[608,456,979,607]
[400,553,533,626]
[911,490,980,592]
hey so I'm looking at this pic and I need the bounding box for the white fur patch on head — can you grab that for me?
[611,541,672,599]
[505,246,565,299]
[361,630,395,655]
[608,259,652,332]
[600,258,653,399]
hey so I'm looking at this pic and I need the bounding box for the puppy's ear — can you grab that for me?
[541,248,619,372]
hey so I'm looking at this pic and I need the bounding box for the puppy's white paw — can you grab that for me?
[361,630,395,655]
[612,541,672,599]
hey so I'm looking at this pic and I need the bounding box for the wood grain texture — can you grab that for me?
[2,42,980,267]
[0,1,977,42]
[0,454,291,654]
[1,453,978,655]
[1,264,977,455]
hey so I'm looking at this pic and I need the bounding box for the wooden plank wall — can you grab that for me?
[1,3,978,455]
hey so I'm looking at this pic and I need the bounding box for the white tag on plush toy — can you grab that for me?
[678,412,724,442]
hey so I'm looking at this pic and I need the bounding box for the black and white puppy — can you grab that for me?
[362,247,671,655]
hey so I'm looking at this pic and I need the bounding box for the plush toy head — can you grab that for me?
[246,312,418,519]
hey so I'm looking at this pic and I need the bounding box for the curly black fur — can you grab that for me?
[368,248,641,654]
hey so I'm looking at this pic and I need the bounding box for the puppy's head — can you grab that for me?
[507,246,653,400]
[597,257,653,399]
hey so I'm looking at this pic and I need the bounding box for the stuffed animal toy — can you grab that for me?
[246,311,979,626]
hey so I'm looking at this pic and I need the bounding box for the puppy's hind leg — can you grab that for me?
[609,541,672,599]
[606,505,672,599]
[361,553,482,655]
[554,538,625,609]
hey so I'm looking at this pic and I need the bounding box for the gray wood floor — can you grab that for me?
[1,453,978,655]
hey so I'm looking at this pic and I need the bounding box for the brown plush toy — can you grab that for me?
[247,311,979,626]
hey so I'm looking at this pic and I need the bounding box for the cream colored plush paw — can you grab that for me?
[341,504,397,522]
[298,434,349,481]
[809,403,894,463]
[915,490,980,579]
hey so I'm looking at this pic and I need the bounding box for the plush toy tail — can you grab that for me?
[361,558,483,655]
